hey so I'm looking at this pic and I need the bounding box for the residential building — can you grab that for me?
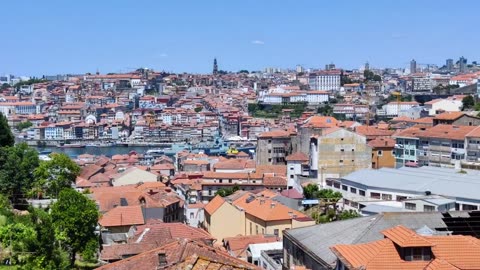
[310,127,371,185]
[111,167,160,186]
[465,126,480,163]
[368,137,395,169]
[424,96,464,116]
[97,239,258,270]
[308,70,341,91]
[331,225,480,270]
[378,101,419,117]
[432,111,480,126]
[286,152,310,192]
[283,211,480,270]
[224,234,280,262]
[446,58,453,71]
[203,191,314,241]
[256,130,295,165]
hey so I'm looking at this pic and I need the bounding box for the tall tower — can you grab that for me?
[213,58,218,75]
[410,59,417,74]
[446,59,453,71]
[459,56,467,73]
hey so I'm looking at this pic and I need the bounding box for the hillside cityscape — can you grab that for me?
[2,1,480,270]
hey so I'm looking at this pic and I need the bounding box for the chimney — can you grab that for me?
[270,202,276,209]
[158,251,167,267]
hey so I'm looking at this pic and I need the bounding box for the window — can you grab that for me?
[409,150,415,156]
[250,222,252,235]
[405,202,416,210]
[342,185,348,191]
[462,204,478,211]
[333,182,341,188]
[268,140,271,144]
[219,179,223,183]
[382,194,392,201]
[326,179,333,186]
[378,150,383,156]
[352,149,355,152]
[290,175,294,179]
[229,179,232,183]
[208,188,212,196]
[396,196,407,201]
[370,192,381,199]
[274,229,279,236]
[190,212,194,219]
[359,190,366,196]
[424,205,435,212]
[350,187,357,194]
[341,149,345,152]
[404,247,432,261]
[268,158,272,162]
[339,159,344,163]
[268,150,271,153]
[256,225,259,235]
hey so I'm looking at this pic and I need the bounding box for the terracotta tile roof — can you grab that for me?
[204,195,225,215]
[255,164,287,176]
[262,176,287,187]
[368,137,395,148]
[414,117,434,125]
[257,130,292,138]
[434,111,465,120]
[302,115,338,128]
[224,234,279,258]
[331,225,480,270]
[99,205,145,227]
[183,159,210,166]
[79,164,103,180]
[381,226,433,247]
[213,159,252,170]
[466,126,480,138]
[285,152,309,161]
[355,126,395,137]
[231,192,311,222]
[96,239,258,270]
[418,124,476,141]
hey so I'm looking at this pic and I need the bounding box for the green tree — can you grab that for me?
[462,95,475,110]
[216,184,240,197]
[338,209,361,220]
[1,83,10,90]
[303,183,319,199]
[51,189,99,268]
[0,222,37,264]
[194,106,203,113]
[373,74,382,82]
[0,112,14,147]
[238,70,249,74]
[16,121,33,130]
[0,143,40,207]
[34,153,81,198]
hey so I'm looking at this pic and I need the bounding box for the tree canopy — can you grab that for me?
[51,189,99,268]
[216,184,240,197]
[0,112,14,147]
[462,95,475,110]
[0,143,39,208]
[33,153,81,198]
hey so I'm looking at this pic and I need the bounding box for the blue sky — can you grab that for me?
[1,0,478,76]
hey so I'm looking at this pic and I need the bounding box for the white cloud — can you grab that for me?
[154,52,168,58]
[251,40,265,45]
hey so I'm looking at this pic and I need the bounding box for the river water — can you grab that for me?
[37,146,160,158]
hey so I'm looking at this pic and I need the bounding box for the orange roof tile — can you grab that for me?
[285,152,309,161]
[99,205,145,227]
[434,111,465,120]
[381,226,433,247]
[204,195,225,215]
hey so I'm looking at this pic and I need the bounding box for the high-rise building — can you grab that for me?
[446,59,454,71]
[325,63,336,70]
[296,65,304,73]
[213,58,218,75]
[308,70,341,91]
[410,59,417,74]
[459,56,467,73]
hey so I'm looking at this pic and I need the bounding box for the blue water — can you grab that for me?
[36,146,158,158]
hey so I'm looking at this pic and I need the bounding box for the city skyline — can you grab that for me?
[2,0,480,76]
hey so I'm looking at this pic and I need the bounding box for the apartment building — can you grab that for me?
[308,70,341,91]
[432,111,480,126]
[465,126,480,163]
[203,191,314,241]
[378,101,419,117]
[309,127,371,185]
[368,137,396,169]
[256,130,295,165]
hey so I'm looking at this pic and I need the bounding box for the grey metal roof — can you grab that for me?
[342,166,480,201]
[285,211,449,267]
[360,204,406,214]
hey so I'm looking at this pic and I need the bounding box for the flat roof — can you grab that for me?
[341,166,480,202]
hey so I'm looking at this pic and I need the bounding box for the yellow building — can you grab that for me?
[203,191,315,241]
